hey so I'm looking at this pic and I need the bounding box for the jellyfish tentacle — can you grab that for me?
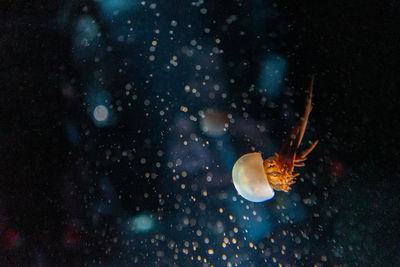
[294,74,315,149]
[264,75,318,192]
[294,157,307,162]
[278,74,315,170]
[297,140,319,159]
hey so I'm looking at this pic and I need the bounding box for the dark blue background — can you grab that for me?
[1,0,399,265]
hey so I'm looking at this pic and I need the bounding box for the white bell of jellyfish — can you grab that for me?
[232,152,275,202]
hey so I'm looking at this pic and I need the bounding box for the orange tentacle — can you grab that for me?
[264,75,318,192]
[278,74,315,170]
[298,140,319,159]
[294,157,307,162]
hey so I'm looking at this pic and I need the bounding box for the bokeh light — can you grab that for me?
[93,105,109,122]
[129,214,154,233]
[258,54,287,98]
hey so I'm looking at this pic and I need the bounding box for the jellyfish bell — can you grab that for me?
[232,152,275,202]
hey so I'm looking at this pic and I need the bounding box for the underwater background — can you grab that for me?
[1,0,399,265]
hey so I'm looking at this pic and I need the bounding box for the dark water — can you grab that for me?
[1,0,399,265]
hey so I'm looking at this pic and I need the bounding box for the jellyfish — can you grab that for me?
[232,75,318,202]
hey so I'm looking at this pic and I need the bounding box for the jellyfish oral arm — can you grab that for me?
[279,74,315,165]
[263,75,318,192]
[297,139,319,160]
